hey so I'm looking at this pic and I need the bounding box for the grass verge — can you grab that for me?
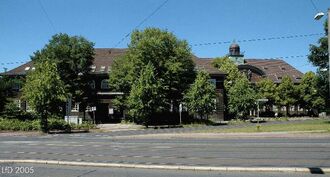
[197,119,330,133]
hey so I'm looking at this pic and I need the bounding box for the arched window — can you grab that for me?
[101,79,110,89]
[89,80,95,89]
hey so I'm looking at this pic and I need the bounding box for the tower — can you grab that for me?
[228,42,244,65]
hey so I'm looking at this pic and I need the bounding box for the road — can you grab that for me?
[0,163,326,177]
[0,130,329,176]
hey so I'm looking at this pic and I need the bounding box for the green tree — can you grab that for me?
[127,63,163,126]
[212,57,243,88]
[297,71,325,115]
[228,75,256,118]
[212,57,255,118]
[308,19,329,111]
[275,76,297,117]
[184,70,217,119]
[256,78,277,112]
[109,28,196,119]
[31,33,94,113]
[22,60,67,133]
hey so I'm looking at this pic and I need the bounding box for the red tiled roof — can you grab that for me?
[2,48,225,76]
[244,59,303,83]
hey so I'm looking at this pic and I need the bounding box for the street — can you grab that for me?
[0,130,329,176]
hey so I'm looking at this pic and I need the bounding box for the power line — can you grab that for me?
[38,0,56,33]
[113,0,170,48]
[191,33,323,47]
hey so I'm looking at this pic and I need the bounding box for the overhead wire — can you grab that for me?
[113,0,169,47]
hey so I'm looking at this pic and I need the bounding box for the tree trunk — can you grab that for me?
[285,105,289,117]
[40,113,48,133]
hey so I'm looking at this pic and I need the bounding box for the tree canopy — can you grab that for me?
[22,60,67,132]
[297,71,325,113]
[127,63,163,125]
[308,19,329,112]
[184,70,217,119]
[275,76,297,116]
[256,78,277,111]
[213,57,256,118]
[31,33,94,105]
[109,28,196,119]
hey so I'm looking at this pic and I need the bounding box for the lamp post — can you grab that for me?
[314,8,330,109]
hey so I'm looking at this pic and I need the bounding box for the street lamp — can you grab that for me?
[314,8,330,108]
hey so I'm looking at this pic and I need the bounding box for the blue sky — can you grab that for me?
[0,0,329,73]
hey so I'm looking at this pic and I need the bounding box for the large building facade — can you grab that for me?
[2,44,303,123]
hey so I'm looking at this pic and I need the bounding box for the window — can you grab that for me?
[107,66,111,73]
[263,66,268,70]
[15,99,21,109]
[100,66,106,72]
[24,67,30,71]
[101,79,110,89]
[12,83,20,91]
[26,101,32,112]
[90,65,96,72]
[281,67,286,70]
[31,67,35,71]
[209,79,216,86]
[89,80,95,89]
[277,76,282,80]
[71,103,79,112]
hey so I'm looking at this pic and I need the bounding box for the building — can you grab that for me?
[1,43,303,123]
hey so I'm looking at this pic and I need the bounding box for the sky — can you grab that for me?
[0,0,330,73]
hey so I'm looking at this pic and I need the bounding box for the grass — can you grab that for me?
[197,119,330,133]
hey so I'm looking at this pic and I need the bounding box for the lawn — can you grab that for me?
[197,119,330,133]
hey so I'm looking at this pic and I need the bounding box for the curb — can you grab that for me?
[0,159,329,173]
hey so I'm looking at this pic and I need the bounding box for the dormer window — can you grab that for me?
[25,67,30,71]
[31,67,35,71]
[277,76,282,80]
[263,66,268,70]
[296,77,301,80]
[100,66,106,72]
[90,65,96,72]
[281,67,286,70]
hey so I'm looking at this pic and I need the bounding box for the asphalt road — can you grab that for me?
[0,131,330,168]
[0,163,326,177]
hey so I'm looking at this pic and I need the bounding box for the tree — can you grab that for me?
[308,19,329,111]
[212,57,243,88]
[297,71,325,115]
[31,33,94,113]
[275,76,297,117]
[228,75,256,118]
[184,70,217,119]
[109,28,196,120]
[127,63,163,126]
[22,60,67,133]
[256,78,277,112]
[212,57,255,118]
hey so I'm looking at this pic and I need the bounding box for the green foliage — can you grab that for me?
[0,118,95,131]
[127,63,163,125]
[22,60,67,132]
[213,57,256,118]
[212,57,243,89]
[31,33,95,108]
[308,19,329,111]
[256,78,277,111]
[297,71,325,111]
[109,28,196,121]
[275,76,297,116]
[0,118,40,131]
[0,77,21,113]
[184,70,217,119]
[228,75,257,118]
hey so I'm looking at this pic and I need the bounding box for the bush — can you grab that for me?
[0,117,95,132]
[48,118,71,131]
[0,118,39,131]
